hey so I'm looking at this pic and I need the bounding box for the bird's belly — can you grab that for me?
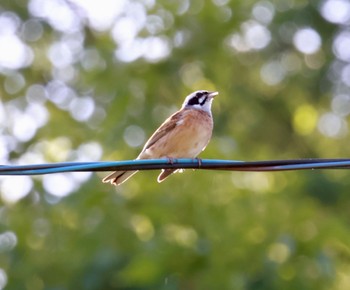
[171,130,210,157]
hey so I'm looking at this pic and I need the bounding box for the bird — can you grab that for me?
[102,90,218,186]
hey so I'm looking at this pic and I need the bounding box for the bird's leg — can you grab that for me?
[166,157,175,165]
[164,157,183,173]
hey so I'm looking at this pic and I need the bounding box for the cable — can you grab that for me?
[0,158,350,176]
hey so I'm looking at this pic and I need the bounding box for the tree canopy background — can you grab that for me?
[0,0,350,289]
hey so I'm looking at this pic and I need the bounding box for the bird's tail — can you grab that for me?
[157,169,177,183]
[102,170,138,186]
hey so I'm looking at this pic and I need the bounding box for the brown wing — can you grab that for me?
[140,110,183,153]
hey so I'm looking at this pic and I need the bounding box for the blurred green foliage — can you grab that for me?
[0,0,350,289]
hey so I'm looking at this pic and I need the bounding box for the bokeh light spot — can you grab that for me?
[131,215,155,241]
[48,41,74,68]
[70,0,126,31]
[244,22,271,50]
[0,34,33,70]
[318,112,347,138]
[293,28,321,54]
[26,84,47,104]
[112,17,139,44]
[21,19,43,42]
[29,0,81,32]
[252,1,275,24]
[320,0,350,24]
[0,268,7,290]
[69,96,95,122]
[333,32,350,62]
[4,73,26,95]
[0,176,33,204]
[77,142,103,161]
[261,60,286,85]
[44,137,72,162]
[341,64,350,86]
[332,94,350,117]
[163,224,198,248]
[143,36,171,62]
[12,113,38,142]
[293,105,318,135]
[268,242,291,264]
[0,231,17,252]
[124,125,145,148]
[46,81,77,110]
[43,174,77,197]
[26,103,49,128]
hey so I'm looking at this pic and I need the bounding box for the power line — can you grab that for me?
[0,158,350,176]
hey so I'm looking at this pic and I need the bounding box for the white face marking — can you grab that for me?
[198,96,206,104]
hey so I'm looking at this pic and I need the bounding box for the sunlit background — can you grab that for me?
[0,0,350,289]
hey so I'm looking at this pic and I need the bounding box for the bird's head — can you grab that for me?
[182,90,218,113]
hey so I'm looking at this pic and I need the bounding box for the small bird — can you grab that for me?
[102,90,218,186]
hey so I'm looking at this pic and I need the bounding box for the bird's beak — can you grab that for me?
[208,91,219,98]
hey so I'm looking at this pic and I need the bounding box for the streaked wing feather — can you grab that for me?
[141,111,183,152]
[157,169,176,182]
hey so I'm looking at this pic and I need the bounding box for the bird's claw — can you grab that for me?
[191,158,202,169]
[166,157,175,165]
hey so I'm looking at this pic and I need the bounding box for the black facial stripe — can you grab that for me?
[188,97,200,106]
[187,92,209,106]
[199,96,207,106]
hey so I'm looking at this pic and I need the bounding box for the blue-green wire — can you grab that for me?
[0,158,350,176]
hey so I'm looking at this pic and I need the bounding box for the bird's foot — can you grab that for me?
[191,158,202,169]
[166,157,175,165]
